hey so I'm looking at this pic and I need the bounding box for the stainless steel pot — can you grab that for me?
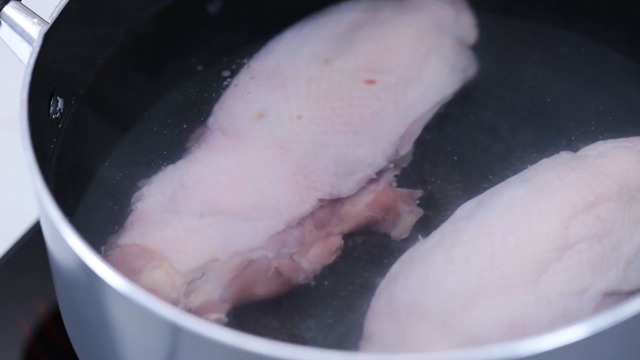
[2,0,640,359]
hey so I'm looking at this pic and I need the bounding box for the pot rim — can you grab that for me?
[19,15,640,360]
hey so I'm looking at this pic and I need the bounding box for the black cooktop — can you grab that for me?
[0,223,78,359]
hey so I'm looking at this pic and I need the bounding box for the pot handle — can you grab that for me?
[0,0,48,64]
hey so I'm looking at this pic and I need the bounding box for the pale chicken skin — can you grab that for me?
[105,0,479,321]
[361,137,640,353]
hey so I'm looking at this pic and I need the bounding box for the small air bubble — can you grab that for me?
[196,64,204,71]
[221,70,231,77]
[49,93,64,120]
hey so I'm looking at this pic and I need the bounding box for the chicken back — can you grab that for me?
[361,137,640,352]
[105,0,479,321]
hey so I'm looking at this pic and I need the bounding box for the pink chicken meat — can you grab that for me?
[361,137,640,352]
[105,0,479,321]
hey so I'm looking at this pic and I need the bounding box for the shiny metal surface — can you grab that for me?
[0,0,47,63]
[4,0,640,358]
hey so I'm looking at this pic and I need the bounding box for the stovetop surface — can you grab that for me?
[0,223,78,359]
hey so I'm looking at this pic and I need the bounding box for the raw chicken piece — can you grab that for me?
[360,137,640,353]
[105,0,479,321]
